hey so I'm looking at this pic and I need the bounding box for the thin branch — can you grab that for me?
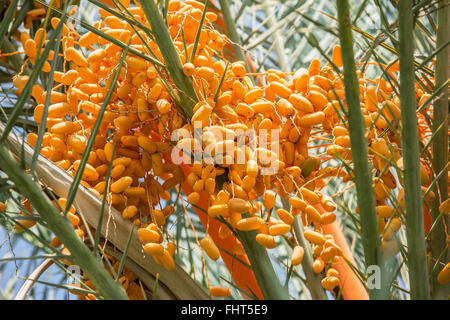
[15,257,54,300]
[397,0,430,299]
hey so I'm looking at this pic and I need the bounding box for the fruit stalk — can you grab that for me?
[336,0,386,299]
[0,143,128,300]
[397,0,431,299]
[430,0,449,299]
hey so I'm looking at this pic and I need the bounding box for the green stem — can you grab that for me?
[430,0,449,299]
[336,0,387,300]
[0,145,128,300]
[292,216,328,300]
[237,228,289,300]
[218,0,248,65]
[0,0,18,48]
[281,198,327,299]
[397,0,430,300]
[139,0,198,117]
